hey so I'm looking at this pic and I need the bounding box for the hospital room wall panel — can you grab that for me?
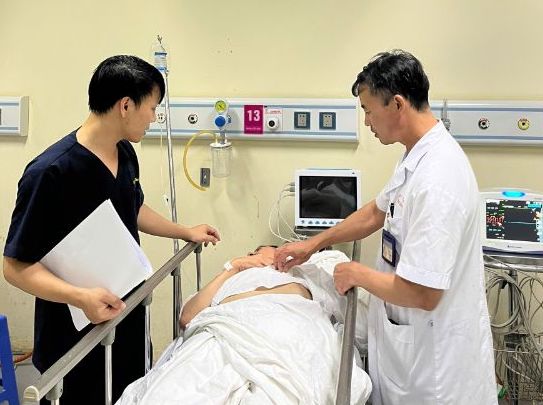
[1,0,543,357]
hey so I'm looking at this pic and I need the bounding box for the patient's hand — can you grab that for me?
[231,254,273,272]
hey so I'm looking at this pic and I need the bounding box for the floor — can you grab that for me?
[5,358,41,404]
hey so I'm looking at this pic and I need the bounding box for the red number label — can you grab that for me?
[244,105,264,134]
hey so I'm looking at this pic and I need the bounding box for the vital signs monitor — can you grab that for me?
[481,189,543,255]
[295,169,361,228]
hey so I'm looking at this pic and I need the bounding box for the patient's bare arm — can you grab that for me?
[179,254,273,329]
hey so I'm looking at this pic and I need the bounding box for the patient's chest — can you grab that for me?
[212,266,310,306]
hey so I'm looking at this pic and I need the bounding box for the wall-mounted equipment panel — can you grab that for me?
[431,100,543,146]
[147,98,359,142]
[0,96,29,137]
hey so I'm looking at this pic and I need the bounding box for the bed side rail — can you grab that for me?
[335,287,358,405]
[23,242,200,404]
[336,238,360,405]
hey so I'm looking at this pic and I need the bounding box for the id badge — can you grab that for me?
[381,229,397,267]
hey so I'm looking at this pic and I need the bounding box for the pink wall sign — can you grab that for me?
[244,104,264,134]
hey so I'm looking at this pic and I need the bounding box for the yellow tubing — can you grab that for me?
[182,131,218,191]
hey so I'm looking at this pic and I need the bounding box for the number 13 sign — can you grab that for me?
[244,105,264,135]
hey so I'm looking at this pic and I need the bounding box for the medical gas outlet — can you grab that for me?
[427,100,543,146]
[188,114,198,124]
[518,118,530,130]
[478,118,490,130]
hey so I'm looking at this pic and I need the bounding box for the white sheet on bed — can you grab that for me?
[116,250,372,405]
[290,250,370,351]
[117,294,371,404]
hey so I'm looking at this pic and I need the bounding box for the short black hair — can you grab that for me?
[248,245,279,255]
[351,49,430,111]
[88,55,165,114]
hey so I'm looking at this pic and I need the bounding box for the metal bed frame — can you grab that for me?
[21,241,359,405]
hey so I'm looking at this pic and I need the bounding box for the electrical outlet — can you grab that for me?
[294,111,310,129]
[319,112,336,130]
[200,167,210,187]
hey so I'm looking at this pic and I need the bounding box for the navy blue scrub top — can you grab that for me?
[5,130,144,262]
[4,130,145,373]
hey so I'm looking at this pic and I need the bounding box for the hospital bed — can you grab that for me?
[21,242,365,404]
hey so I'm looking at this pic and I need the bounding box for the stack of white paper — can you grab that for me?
[40,199,153,331]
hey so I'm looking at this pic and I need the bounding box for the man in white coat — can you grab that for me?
[274,50,496,404]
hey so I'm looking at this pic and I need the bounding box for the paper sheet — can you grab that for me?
[40,199,153,331]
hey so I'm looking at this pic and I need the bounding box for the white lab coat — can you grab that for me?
[368,121,497,404]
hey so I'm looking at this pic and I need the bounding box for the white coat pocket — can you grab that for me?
[386,214,403,237]
[378,316,414,389]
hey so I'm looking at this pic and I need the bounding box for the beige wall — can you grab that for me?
[1,0,542,356]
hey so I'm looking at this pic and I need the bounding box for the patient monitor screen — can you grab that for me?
[486,199,543,243]
[300,176,357,219]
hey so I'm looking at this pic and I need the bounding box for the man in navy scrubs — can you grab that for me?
[3,55,221,404]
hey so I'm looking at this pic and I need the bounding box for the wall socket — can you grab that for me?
[319,112,336,130]
[294,111,310,129]
[200,167,211,187]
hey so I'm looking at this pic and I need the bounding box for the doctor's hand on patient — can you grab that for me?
[274,240,315,272]
[78,287,126,324]
[334,262,364,295]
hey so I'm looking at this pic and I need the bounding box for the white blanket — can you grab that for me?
[291,250,370,352]
[116,251,372,405]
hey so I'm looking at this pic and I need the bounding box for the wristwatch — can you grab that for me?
[223,260,234,272]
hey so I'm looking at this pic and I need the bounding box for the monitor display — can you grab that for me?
[481,190,543,254]
[295,169,361,228]
[486,199,543,242]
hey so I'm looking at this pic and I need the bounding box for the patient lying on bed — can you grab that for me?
[180,245,313,329]
[116,246,371,405]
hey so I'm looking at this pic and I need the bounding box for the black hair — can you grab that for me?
[88,55,166,114]
[351,49,430,111]
[248,245,279,255]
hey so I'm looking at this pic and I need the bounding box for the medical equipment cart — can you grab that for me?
[484,253,543,404]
